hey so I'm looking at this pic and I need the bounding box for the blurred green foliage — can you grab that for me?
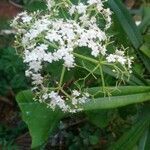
[0,47,28,95]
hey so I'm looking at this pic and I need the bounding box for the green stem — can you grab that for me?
[66,0,72,5]
[75,13,79,22]
[61,89,72,99]
[58,66,66,89]
[84,64,100,80]
[73,52,98,64]
[99,64,106,97]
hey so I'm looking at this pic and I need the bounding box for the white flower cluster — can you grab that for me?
[11,0,133,113]
[21,17,108,86]
[12,11,32,24]
[40,90,90,113]
[106,50,133,66]
[69,0,112,29]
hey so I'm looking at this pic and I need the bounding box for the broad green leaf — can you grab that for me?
[138,129,149,150]
[140,44,150,58]
[137,51,150,73]
[144,128,150,150]
[139,7,150,33]
[87,86,150,97]
[111,16,129,47]
[108,0,143,49]
[109,112,150,150]
[16,90,64,149]
[138,34,150,73]
[84,86,150,110]
[84,93,150,110]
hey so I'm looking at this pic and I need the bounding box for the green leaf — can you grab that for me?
[16,90,64,149]
[138,34,150,73]
[108,0,143,49]
[144,128,150,150]
[138,128,149,150]
[109,112,150,150]
[140,44,150,58]
[84,86,150,110]
[88,86,150,97]
[24,1,47,11]
[139,7,150,33]
[137,51,150,73]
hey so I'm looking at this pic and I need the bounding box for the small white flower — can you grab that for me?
[31,74,43,85]
[72,98,78,106]
[97,3,103,12]
[22,15,32,23]
[29,61,42,72]
[25,70,32,77]
[106,54,116,63]
[43,53,53,63]
[84,92,90,98]
[117,56,126,65]
[63,53,75,68]
[115,50,124,56]
[72,90,80,97]
[135,21,141,26]
[37,44,48,51]
[87,0,99,5]
[76,3,87,14]
[69,5,76,15]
